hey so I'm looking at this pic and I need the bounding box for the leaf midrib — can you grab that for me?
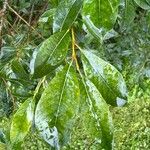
[48,31,69,63]
[59,0,81,31]
[83,52,119,101]
[54,63,72,125]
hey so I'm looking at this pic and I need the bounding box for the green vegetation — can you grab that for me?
[0,0,150,149]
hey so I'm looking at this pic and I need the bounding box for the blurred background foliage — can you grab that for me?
[0,0,150,149]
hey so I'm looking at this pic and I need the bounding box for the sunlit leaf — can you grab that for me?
[11,59,29,80]
[81,50,128,106]
[10,98,34,145]
[82,0,119,30]
[53,0,83,32]
[83,16,103,43]
[35,63,80,148]
[79,78,113,149]
[34,30,70,78]
[38,9,55,23]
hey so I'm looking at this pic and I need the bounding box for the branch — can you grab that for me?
[71,28,80,72]
[0,0,8,46]
[7,4,44,40]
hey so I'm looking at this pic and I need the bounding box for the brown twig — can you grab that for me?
[71,28,80,72]
[7,4,44,40]
[0,0,8,47]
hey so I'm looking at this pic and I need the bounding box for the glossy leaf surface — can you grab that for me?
[81,50,128,106]
[11,59,28,80]
[134,0,150,9]
[35,64,80,148]
[80,79,113,149]
[34,30,70,78]
[38,9,55,23]
[10,98,34,145]
[83,16,103,43]
[53,0,83,32]
[82,0,119,30]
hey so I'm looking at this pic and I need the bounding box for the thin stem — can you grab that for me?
[7,4,44,40]
[71,28,80,71]
[33,76,46,100]
[75,43,82,51]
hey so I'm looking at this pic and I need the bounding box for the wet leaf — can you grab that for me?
[0,47,16,64]
[103,29,118,40]
[34,30,70,78]
[35,63,80,148]
[83,16,103,43]
[81,50,128,106]
[53,0,83,32]
[121,0,136,29]
[134,0,150,10]
[38,9,55,23]
[11,59,29,80]
[10,98,34,145]
[82,0,119,30]
[80,78,113,149]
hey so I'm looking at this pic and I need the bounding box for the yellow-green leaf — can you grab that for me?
[81,49,128,106]
[82,0,119,30]
[34,30,70,78]
[10,98,34,145]
[80,78,113,149]
[53,0,83,32]
[35,63,80,148]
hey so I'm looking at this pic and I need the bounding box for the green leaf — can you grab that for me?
[10,98,34,145]
[50,0,59,7]
[103,29,118,40]
[80,78,113,149]
[82,0,119,30]
[134,0,150,10]
[35,63,80,148]
[38,9,55,23]
[121,0,136,29]
[0,142,6,150]
[34,30,70,78]
[83,16,103,43]
[81,50,128,106]
[53,0,83,32]
[0,47,16,64]
[11,59,29,80]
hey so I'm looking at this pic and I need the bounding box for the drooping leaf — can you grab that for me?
[11,59,29,80]
[134,0,150,10]
[53,0,83,32]
[121,0,136,29]
[0,47,16,64]
[82,0,119,30]
[34,30,70,78]
[83,16,103,43]
[81,50,128,106]
[35,63,80,148]
[79,78,113,149]
[38,9,55,23]
[10,98,34,146]
[103,29,118,40]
